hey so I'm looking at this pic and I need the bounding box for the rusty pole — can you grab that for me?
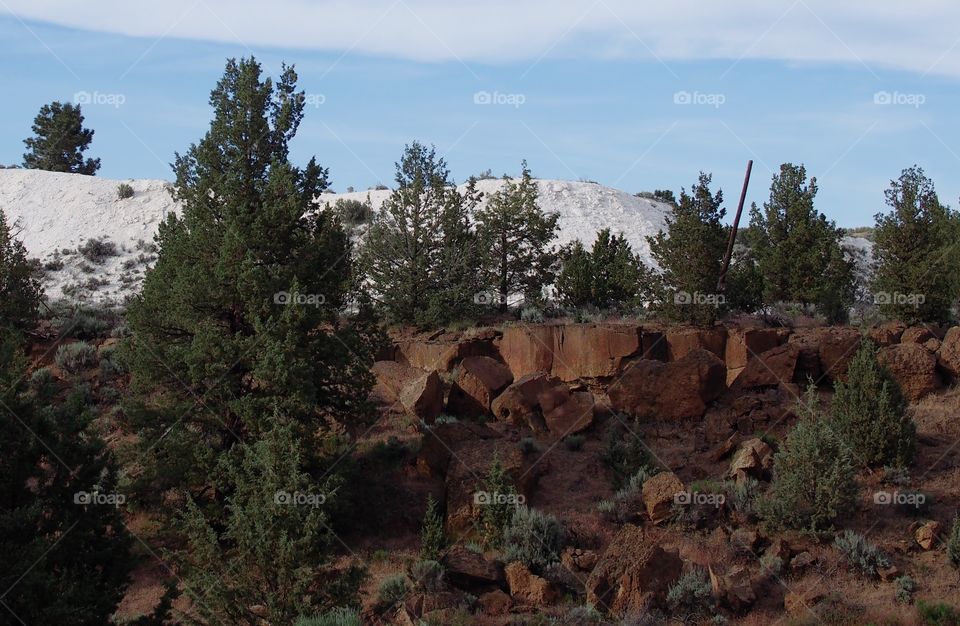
[717,159,753,293]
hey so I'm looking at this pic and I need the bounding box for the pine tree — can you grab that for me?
[0,341,133,624]
[0,209,42,336]
[475,162,559,309]
[478,453,516,548]
[748,163,854,321]
[647,173,728,325]
[420,493,446,561]
[122,57,380,497]
[22,101,100,174]
[831,340,914,467]
[360,142,483,327]
[177,423,364,625]
[555,228,650,310]
[872,166,959,324]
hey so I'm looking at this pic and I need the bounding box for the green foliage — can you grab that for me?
[666,568,713,619]
[360,142,483,327]
[518,436,542,455]
[747,163,854,321]
[648,172,728,325]
[831,340,914,467]
[502,506,565,573]
[78,238,118,264]
[833,530,890,578]
[0,209,42,336]
[0,345,133,624]
[758,390,858,533]
[555,228,653,311]
[377,574,409,608]
[420,493,446,561]
[122,57,381,496]
[178,424,362,624]
[948,517,960,571]
[55,341,98,373]
[725,253,765,314]
[730,477,763,520]
[600,420,657,488]
[478,453,517,548]
[917,601,960,626]
[408,559,445,591]
[117,182,135,199]
[295,608,362,626]
[895,575,916,604]
[872,166,960,324]
[22,101,100,174]
[332,198,374,227]
[475,162,560,308]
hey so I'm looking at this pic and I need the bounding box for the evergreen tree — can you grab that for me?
[555,228,650,310]
[177,423,364,625]
[475,162,559,309]
[872,166,959,324]
[478,453,516,548]
[360,142,483,327]
[22,101,100,174]
[748,164,854,321]
[420,493,446,561]
[831,340,914,467]
[0,342,133,624]
[647,173,727,325]
[122,57,380,497]
[0,209,42,336]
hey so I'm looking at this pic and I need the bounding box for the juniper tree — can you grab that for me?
[831,340,914,467]
[872,166,959,324]
[122,57,381,498]
[555,228,651,310]
[360,142,483,327]
[420,493,446,561]
[22,101,100,174]
[647,173,728,325]
[474,162,559,310]
[748,163,854,321]
[0,341,133,624]
[0,209,41,336]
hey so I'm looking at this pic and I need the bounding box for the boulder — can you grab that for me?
[901,326,936,344]
[816,327,862,382]
[608,349,726,420]
[878,343,942,400]
[914,520,941,550]
[476,589,512,615]
[498,326,555,379]
[504,562,557,607]
[585,525,682,616]
[730,343,816,390]
[642,472,684,524]
[937,327,960,380]
[709,565,755,612]
[490,372,555,431]
[418,421,503,476]
[666,327,727,361]
[727,437,774,483]
[447,356,513,418]
[562,548,599,573]
[724,327,788,370]
[395,330,500,372]
[442,544,504,589]
[868,321,906,347]
[539,386,596,439]
[372,361,444,423]
[551,324,642,380]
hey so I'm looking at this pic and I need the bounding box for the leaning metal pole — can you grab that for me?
[717,159,754,293]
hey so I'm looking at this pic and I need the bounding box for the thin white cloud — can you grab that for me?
[2,0,960,76]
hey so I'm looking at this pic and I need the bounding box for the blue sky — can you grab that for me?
[2,1,960,227]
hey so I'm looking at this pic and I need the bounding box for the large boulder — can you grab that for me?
[395,330,500,373]
[816,327,862,382]
[868,321,906,347]
[901,326,936,345]
[878,343,942,400]
[371,361,443,423]
[418,421,503,476]
[666,327,727,361]
[551,324,642,380]
[724,327,789,370]
[727,438,774,483]
[504,562,557,607]
[729,343,818,390]
[490,372,555,430]
[498,326,555,379]
[642,471,684,524]
[585,525,683,616]
[539,385,596,439]
[490,373,595,438]
[441,544,504,589]
[447,356,513,418]
[937,327,960,380]
[608,349,726,420]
